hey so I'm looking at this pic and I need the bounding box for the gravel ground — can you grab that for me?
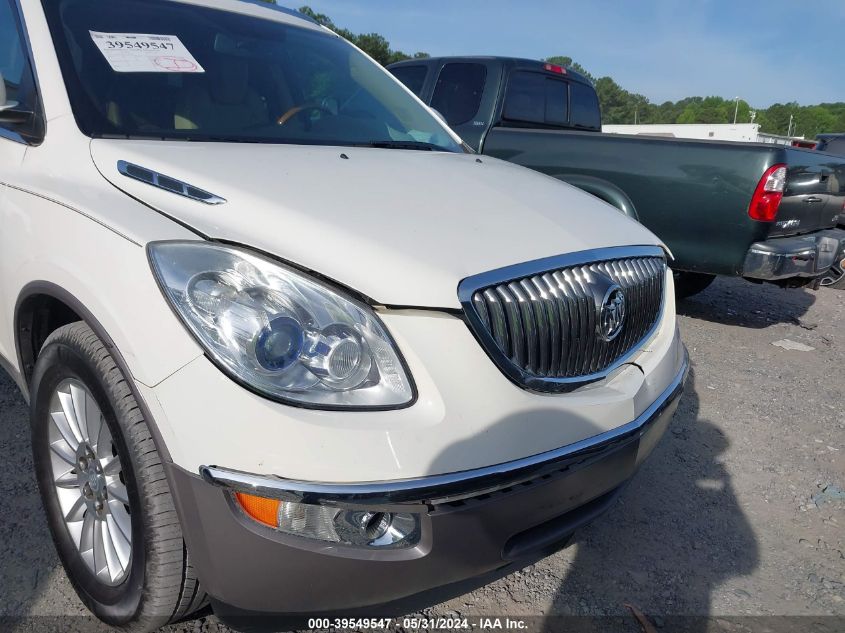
[1,278,843,632]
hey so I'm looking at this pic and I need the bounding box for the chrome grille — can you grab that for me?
[459,247,666,392]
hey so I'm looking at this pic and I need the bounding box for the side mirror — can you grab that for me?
[0,72,34,124]
[0,71,17,111]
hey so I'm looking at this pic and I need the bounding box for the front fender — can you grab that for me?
[1,185,202,390]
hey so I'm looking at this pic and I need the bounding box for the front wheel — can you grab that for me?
[673,271,717,300]
[30,322,206,630]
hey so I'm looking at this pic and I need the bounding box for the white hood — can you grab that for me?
[91,139,661,309]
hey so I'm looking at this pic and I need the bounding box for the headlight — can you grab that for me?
[148,241,415,409]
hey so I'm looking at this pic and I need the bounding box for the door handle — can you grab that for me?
[804,196,823,203]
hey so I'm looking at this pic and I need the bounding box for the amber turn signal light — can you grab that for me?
[235,492,280,527]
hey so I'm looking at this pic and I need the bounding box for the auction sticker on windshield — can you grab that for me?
[89,32,205,73]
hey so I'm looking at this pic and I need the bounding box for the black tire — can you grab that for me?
[30,322,207,631]
[673,271,717,300]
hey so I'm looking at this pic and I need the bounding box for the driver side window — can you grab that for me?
[0,0,41,143]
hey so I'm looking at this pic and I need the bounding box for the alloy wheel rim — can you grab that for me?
[48,378,132,586]
[820,259,844,287]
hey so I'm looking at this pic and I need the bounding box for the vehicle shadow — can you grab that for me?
[676,276,816,329]
[541,365,759,632]
[0,372,56,621]
[421,364,757,630]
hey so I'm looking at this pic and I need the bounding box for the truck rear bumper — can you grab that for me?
[743,229,845,281]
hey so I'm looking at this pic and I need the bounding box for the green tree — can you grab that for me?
[353,33,392,65]
[544,53,845,136]
[297,5,428,66]
[281,10,845,138]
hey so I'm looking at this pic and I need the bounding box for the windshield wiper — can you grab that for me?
[98,133,282,144]
[359,140,439,151]
[96,134,449,150]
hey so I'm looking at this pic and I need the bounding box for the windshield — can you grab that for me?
[42,0,463,151]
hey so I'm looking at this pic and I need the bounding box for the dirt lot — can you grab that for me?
[1,278,843,632]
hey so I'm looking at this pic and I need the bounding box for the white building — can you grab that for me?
[600,123,812,146]
[601,123,761,142]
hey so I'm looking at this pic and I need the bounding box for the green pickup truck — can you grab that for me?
[389,57,845,298]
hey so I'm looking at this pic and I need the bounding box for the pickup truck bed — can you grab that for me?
[390,56,845,293]
[483,127,843,277]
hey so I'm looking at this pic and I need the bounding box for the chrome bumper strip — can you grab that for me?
[201,348,689,507]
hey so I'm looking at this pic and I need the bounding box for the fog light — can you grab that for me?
[234,493,420,548]
[333,508,420,547]
[360,511,392,541]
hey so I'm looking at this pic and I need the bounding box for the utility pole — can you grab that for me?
[787,114,794,137]
[733,97,740,124]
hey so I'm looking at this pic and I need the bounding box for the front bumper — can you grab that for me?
[743,228,845,280]
[145,277,682,483]
[167,349,688,621]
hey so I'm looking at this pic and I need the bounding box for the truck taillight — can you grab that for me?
[543,63,567,75]
[748,164,787,222]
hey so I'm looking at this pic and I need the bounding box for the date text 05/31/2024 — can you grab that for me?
[307,618,529,630]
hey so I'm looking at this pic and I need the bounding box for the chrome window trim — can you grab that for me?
[200,347,688,507]
[117,160,227,205]
[458,245,667,393]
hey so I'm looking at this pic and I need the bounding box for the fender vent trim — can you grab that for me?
[117,160,226,205]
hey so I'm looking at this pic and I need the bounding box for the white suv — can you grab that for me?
[0,0,687,629]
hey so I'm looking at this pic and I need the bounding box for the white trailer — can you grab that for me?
[602,123,761,142]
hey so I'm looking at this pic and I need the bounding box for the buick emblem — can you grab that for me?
[598,285,626,342]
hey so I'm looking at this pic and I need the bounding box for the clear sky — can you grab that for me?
[295,0,845,108]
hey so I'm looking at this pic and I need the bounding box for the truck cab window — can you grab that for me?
[570,81,601,130]
[818,137,845,156]
[544,78,568,125]
[503,71,568,127]
[431,63,486,126]
[391,65,428,97]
